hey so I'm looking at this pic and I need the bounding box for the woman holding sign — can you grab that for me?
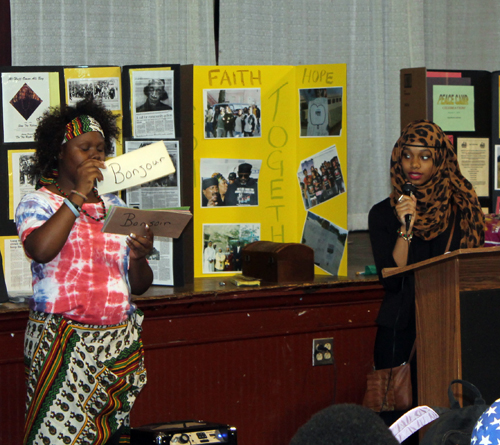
[15,97,154,445]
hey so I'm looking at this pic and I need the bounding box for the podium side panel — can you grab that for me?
[460,289,500,405]
[415,258,461,407]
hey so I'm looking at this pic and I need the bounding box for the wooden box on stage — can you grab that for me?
[241,241,314,283]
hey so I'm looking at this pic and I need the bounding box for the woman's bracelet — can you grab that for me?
[70,190,88,201]
[397,228,413,242]
[64,198,81,218]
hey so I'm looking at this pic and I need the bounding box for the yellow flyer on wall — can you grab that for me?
[433,85,475,132]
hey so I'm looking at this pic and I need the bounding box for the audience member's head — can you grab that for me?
[289,404,399,445]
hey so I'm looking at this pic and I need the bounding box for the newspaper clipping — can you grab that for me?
[3,237,32,298]
[132,69,175,139]
[146,237,174,286]
[124,140,180,286]
[124,140,180,209]
[9,150,37,220]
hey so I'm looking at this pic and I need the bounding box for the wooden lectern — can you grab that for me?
[383,247,500,407]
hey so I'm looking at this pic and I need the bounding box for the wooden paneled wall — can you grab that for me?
[0,280,383,445]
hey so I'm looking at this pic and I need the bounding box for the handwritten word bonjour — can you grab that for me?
[107,157,166,184]
[120,213,172,228]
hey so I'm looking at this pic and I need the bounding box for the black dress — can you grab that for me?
[368,197,462,369]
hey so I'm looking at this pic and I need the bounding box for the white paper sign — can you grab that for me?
[97,141,175,194]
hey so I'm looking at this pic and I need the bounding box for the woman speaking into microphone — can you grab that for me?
[368,120,485,408]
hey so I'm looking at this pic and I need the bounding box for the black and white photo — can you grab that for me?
[132,69,175,139]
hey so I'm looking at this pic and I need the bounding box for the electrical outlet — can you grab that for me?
[312,338,334,366]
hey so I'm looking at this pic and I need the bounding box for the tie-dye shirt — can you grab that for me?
[15,187,135,325]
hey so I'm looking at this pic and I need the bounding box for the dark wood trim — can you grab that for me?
[0,0,11,66]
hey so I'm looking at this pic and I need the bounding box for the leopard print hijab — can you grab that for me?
[390,120,485,247]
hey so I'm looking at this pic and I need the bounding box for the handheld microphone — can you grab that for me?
[402,183,416,233]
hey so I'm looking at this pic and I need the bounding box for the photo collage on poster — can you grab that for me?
[200,87,263,275]
[199,75,347,276]
[297,87,348,276]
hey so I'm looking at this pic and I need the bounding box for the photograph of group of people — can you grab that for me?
[202,223,260,273]
[204,88,261,139]
[201,158,261,207]
[298,145,346,210]
[299,87,343,137]
[301,211,347,276]
[68,77,120,109]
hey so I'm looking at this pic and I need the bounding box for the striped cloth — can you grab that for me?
[23,310,147,445]
[63,114,105,143]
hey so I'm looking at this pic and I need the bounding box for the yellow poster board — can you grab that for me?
[193,64,347,278]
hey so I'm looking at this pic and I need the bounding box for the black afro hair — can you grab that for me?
[31,96,120,179]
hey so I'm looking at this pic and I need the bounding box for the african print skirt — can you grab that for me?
[23,310,147,445]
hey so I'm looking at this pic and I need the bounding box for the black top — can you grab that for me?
[368,197,462,329]
[225,178,259,206]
